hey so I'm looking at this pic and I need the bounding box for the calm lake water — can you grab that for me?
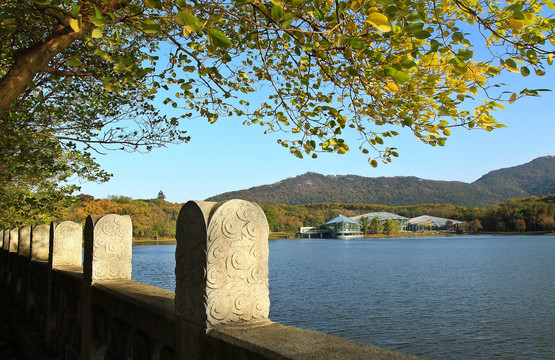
[131,235,555,359]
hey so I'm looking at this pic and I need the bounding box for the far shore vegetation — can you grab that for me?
[35,193,555,243]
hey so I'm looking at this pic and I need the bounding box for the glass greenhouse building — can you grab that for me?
[320,214,364,239]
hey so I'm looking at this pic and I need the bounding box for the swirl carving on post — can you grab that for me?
[205,199,270,328]
[51,221,82,267]
[9,228,19,253]
[87,214,132,281]
[31,224,50,261]
[175,200,270,330]
[18,226,31,256]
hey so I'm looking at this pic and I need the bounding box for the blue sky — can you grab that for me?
[76,66,555,204]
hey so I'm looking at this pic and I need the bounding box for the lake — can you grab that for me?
[131,235,554,359]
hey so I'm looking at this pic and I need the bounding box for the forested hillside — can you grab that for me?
[56,194,554,237]
[207,156,555,207]
[473,156,555,198]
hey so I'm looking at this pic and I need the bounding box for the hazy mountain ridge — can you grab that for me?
[206,156,555,207]
[473,156,555,198]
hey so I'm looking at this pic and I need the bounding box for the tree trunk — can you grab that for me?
[0,23,91,119]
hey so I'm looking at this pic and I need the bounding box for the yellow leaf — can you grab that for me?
[366,12,392,32]
[505,65,520,73]
[386,82,399,93]
[91,28,102,38]
[508,18,524,30]
[68,17,81,32]
[183,25,195,37]
[509,93,517,104]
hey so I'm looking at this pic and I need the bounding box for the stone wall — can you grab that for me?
[0,200,421,360]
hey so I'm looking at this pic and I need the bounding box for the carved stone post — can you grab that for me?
[16,226,31,300]
[2,229,9,250]
[6,228,19,290]
[82,214,133,360]
[175,200,270,359]
[27,224,49,316]
[47,221,82,351]
[31,224,50,261]
[0,229,6,286]
[9,228,19,253]
[18,226,31,256]
[49,221,82,267]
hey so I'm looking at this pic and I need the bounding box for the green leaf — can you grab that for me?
[142,23,161,34]
[414,30,431,39]
[70,4,80,17]
[430,39,440,52]
[208,28,232,48]
[520,66,530,77]
[390,70,411,84]
[272,4,284,20]
[145,0,161,8]
[451,32,464,42]
[175,11,203,32]
[347,67,358,76]
[457,49,474,61]
[88,14,106,27]
[66,57,80,67]
[505,58,517,69]
[31,0,50,4]
[401,59,416,69]
[438,106,450,116]
[369,159,378,168]
[314,8,325,20]
[512,10,525,20]
[113,63,127,73]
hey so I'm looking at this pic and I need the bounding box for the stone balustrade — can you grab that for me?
[0,200,420,360]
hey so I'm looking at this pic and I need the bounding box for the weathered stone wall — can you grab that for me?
[0,200,421,360]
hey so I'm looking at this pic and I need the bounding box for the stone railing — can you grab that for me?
[0,199,420,359]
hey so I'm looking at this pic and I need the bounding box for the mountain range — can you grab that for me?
[206,156,555,207]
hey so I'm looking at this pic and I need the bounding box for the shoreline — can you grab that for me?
[132,231,554,244]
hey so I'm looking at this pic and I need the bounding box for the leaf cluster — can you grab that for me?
[1,0,555,222]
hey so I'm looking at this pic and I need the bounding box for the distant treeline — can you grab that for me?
[59,195,181,239]
[53,194,555,239]
[260,195,555,233]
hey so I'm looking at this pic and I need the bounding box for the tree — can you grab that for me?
[360,216,370,234]
[514,219,527,232]
[468,219,483,233]
[368,217,384,234]
[384,218,400,235]
[2,0,555,226]
[538,213,555,231]
[158,190,166,200]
